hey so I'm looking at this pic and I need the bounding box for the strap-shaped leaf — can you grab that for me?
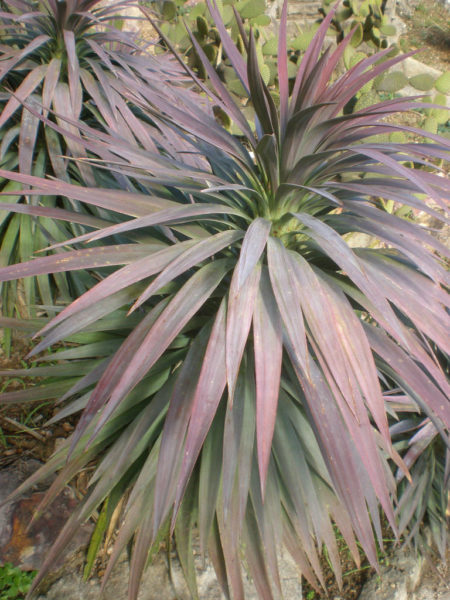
[278,1,289,137]
[198,407,224,556]
[247,29,275,136]
[0,243,162,282]
[253,269,282,495]
[225,218,270,400]
[0,168,178,216]
[221,358,256,539]
[186,25,255,143]
[289,355,381,568]
[0,34,49,84]
[63,29,82,117]
[290,0,338,113]
[46,202,247,249]
[131,230,244,313]
[173,299,227,523]
[96,261,230,441]
[0,200,112,229]
[243,499,275,600]
[206,0,248,93]
[42,57,61,117]
[366,324,450,433]
[152,326,211,534]
[35,241,193,338]
[267,237,308,375]
[0,65,47,128]
[226,264,261,402]
[359,251,450,354]
[208,517,230,600]
[292,212,408,346]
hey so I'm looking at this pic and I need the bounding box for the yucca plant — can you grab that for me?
[0,0,185,350]
[0,1,449,598]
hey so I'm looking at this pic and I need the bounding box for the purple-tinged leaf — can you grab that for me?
[328,50,418,112]
[0,201,110,229]
[217,499,245,600]
[292,212,408,347]
[0,243,162,282]
[247,29,275,136]
[0,65,47,128]
[396,421,436,483]
[315,26,359,104]
[127,511,154,600]
[253,270,282,495]
[174,480,199,600]
[226,263,261,403]
[283,520,321,593]
[290,356,381,567]
[186,25,255,144]
[19,97,41,175]
[274,400,343,586]
[206,0,248,93]
[42,57,61,117]
[243,500,275,600]
[340,207,449,284]
[65,299,168,455]
[130,230,244,313]
[365,324,450,433]
[221,360,255,525]
[0,34,49,84]
[63,30,82,117]
[33,242,185,338]
[198,408,223,557]
[28,283,145,358]
[348,146,443,205]
[294,249,391,443]
[358,250,450,354]
[95,261,230,441]
[208,518,231,600]
[46,203,246,250]
[0,380,77,404]
[278,1,289,137]
[308,330,396,530]
[329,180,447,224]
[152,326,210,535]
[290,0,339,113]
[267,237,308,376]
[0,169,178,217]
[173,299,227,524]
[225,218,270,400]
[249,457,283,594]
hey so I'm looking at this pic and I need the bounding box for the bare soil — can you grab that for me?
[398,0,450,72]
[0,337,74,468]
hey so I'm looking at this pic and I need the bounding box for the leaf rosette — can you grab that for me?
[0,1,449,598]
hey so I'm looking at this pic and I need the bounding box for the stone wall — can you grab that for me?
[266,0,322,23]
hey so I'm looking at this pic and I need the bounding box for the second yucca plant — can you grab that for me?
[0,1,449,598]
[0,0,183,348]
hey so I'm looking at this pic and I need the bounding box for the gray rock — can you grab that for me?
[385,57,450,107]
[37,546,303,600]
[394,0,422,19]
[0,460,92,573]
[358,549,424,600]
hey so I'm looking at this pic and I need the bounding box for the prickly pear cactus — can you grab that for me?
[320,0,396,49]
[360,65,450,137]
[151,0,279,88]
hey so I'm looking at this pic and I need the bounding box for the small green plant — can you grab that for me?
[0,564,36,600]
